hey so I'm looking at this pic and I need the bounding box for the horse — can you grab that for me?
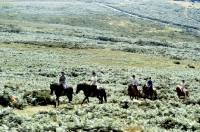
[174,86,189,98]
[128,84,140,100]
[142,84,157,99]
[76,83,107,105]
[50,83,73,107]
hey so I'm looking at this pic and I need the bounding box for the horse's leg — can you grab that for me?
[177,92,180,98]
[151,91,153,100]
[87,97,90,103]
[154,90,157,99]
[135,91,138,100]
[56,97,59,107]
[66,94,72,103]
[186,91,189,97]
[143,91,146,99]
[96,96,101,103]
[95,93,100,103]
[97,95,103,104]
[100,95,103,103]
[134,93,136,100]
[67,95,70,103]
[81,96,88,105]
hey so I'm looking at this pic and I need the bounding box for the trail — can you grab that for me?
[98,3,199,30]
[98,3,139,18]
[183,6,200,22]
[184,6,189,19]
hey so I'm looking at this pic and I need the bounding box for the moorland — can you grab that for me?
[0,0,200,131]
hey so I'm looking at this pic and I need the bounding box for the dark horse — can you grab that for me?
[76,83,107,105]
[142,84,157,99]
[50,83,73,107]
[128,84,140,100]
[174,86,189,98]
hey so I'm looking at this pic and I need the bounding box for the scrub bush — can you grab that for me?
[23,90,54,106]
[0,94,11,107]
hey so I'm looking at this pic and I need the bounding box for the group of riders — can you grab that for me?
[59,71,98,96]
[58,71,187,97]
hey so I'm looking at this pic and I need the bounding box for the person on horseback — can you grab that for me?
[146,77,153,91]
[59,71,68,95]
[177,80,186,97]
[89,71,98,96]
[130,75,139,95]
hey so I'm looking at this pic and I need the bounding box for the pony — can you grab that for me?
[128,84,140,100]
[142,84,157,99]
[76,83,107,105]
[50,83,73,107]
[174,86,189,98]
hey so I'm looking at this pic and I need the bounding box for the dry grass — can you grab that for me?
[169,0,200,8]
[14,105,55,116]
[122,126,142,132]
[2,43,200,70]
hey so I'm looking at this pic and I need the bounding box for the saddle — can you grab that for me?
[62,86,70,96]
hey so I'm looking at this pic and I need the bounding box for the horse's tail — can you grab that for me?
[103,90,107,103]
[186,90,189,97]
[68,87,73,102]
[153,88,157,98]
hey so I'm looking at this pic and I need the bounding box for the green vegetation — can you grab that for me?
[0,0,200,131]
[23,90,54,106]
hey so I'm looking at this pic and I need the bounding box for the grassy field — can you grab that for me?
[0,1,199,43]
[0,0,200,131]
[1,42,200,131]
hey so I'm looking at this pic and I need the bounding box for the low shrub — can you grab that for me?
[187,64,195,69]
[23,90,54,106]
[0,94,24,109]
[0,94,11,107]
[173,61,180,64]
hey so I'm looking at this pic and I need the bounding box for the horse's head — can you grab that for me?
[76,84,82,94]
[50,83,58,95]
[142,84,147,89]
[76,83,87,94]
[128,84,132,91]
[66,86,73,102]
[50,84,54,95]
[175,86,181,92]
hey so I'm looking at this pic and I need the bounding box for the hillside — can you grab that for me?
[0,0,200,131]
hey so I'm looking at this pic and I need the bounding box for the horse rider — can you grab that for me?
[59,71,68,95]
[130,75,139,95]
[89,71,98,96]
[146,77,153,92]
[176,80,186,97]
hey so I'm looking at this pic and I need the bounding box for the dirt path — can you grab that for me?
[184,6,189,19]
[14,105,61,116]
[171,1,200,22]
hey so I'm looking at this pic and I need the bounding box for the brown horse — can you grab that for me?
[128,84,140,100]
[175,86,189,98]
[142,84,157,99]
